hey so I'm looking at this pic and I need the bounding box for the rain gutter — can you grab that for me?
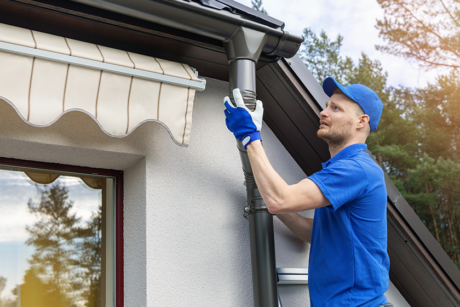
[70,0,302,58]
[70,1,303,306]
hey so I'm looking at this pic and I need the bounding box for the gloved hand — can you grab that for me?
[224,88,263,149]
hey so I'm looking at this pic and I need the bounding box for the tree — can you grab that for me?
[251,0,268,14]
[376,0,460,70]
[405,156,460,265]
[299,28,354,84]
[415,71,460,161]
[376,0,460,162]
[375,2,460,268]
[26,184,84,296]
[25,183,100,306]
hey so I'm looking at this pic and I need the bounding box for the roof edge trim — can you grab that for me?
[71,0,303,59]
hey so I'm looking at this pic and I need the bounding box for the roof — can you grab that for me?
[185,0,285,28]
[2,0,460,305]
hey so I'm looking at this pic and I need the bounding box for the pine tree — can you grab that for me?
[299,28,354,85]
[25,183,96,305]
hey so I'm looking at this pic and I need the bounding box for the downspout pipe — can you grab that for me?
[223,27,279,307]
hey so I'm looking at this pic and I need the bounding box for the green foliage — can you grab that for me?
[344,54,388,95]
[301,26,460,268]
[300,28,354,84]
[374,2,460,267]
[415,71,460,161]
[251,0,268,14]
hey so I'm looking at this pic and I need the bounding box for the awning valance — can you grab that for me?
[0,23,206,146]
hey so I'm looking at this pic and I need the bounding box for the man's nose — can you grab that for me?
[320,109,328,117]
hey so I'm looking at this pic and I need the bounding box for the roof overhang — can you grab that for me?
[0,0,264,80]
[70,0,302,58]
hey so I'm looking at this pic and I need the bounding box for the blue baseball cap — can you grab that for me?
[322,77,383,132]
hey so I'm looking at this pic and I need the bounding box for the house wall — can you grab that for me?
[0,78,409,306]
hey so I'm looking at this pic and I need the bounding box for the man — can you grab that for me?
[224,77,390,306]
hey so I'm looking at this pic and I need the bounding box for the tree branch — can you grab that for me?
[398,1,460,58]
[438,0,460,28]
[406,49,460,69]
[381,37,460,69]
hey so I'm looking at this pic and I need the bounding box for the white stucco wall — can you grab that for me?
[0,77,409,306]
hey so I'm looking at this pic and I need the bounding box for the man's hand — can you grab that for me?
[224,88,263,149]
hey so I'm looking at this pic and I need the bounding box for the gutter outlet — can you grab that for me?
[223,26,267,111]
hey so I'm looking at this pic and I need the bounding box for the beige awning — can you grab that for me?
[0,23,206,146]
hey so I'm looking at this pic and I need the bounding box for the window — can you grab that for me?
[0,158,123,307]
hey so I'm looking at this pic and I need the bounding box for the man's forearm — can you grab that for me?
[277,213,313,243]
[246,140,290,213]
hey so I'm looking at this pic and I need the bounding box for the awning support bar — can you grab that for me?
[0,41,206,91]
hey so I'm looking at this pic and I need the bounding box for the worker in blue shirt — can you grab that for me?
[224,76,391,307]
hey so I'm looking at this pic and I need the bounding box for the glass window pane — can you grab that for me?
[0,166,115,307]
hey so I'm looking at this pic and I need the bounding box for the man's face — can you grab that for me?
[317,93,360,146]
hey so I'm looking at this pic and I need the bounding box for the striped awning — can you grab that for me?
[0,23,206,146]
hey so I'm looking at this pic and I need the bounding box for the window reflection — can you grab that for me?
[0,167,114,307]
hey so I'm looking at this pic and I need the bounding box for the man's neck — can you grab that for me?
[328,140,363,158]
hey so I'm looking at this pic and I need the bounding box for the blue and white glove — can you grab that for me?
[224,88,263,149]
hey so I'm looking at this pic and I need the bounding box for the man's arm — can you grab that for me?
[247,140,330,214]
[223,88,329,214]
[277,213,314,243]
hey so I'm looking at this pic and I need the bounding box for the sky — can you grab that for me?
[0,170,101,302]
[237,0,446,89]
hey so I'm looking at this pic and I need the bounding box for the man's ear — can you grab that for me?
[357,114,370,130]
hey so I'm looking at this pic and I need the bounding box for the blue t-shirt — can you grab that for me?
[308,143,390,307]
